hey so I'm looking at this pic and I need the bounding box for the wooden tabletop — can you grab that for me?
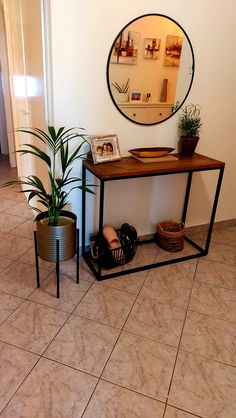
[83,153,225,180]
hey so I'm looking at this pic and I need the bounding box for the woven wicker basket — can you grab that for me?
[156,221,185,252]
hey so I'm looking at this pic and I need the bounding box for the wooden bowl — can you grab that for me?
[128,147,175,158]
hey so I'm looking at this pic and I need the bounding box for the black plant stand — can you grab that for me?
[34,229,80,298]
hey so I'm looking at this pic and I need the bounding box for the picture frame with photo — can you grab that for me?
[129,91,142,102]
[90,134,121,164]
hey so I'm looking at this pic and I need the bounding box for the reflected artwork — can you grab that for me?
[143,38,160,59]
[165,35,183,66]
[111,30,140,65]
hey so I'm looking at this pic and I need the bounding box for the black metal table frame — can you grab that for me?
[82,163,224,280]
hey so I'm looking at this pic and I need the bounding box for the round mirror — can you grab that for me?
[107,14,194,125]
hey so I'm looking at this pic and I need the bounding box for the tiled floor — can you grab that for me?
[0,155,236,417]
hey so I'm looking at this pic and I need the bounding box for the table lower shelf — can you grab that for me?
[83,233,207,281]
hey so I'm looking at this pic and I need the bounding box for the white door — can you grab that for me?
[3,0,49,178]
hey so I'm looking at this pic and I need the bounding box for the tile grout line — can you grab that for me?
[0,258,95,416]
[164,404,204,418]
[0,354,42,416]
[162,257,200,417]
[1,191,236,415]
[194,278,236,293]
[81,270,153,417]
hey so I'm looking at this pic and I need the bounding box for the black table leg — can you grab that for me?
[204,166,225,254]
[181,171,193,224]
[56,239,60,298]
[76,228,79,283]
[97,179,105,279]
[34,231,40,288]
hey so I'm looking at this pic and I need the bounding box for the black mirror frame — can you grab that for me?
[106,13,195,126]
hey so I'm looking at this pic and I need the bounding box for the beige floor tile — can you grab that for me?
[0,300,69,354]
[10,219,36,240]
[19,247,55,271]
[78,256,96,282]
[211,226,236,246]
[0,291,24,325]
[102,330,176,401]
[5,201,34,219]
[0,257,12,273]
[1,357,97,418]
[0,198,18,212]
[164,406,201,417]
[181,310,236,366]
[186,230,205,246]
[83,380,165,418]
[0,261,49,298]
[140,263,194,308]
[0,188,26,203]
[45,315,119,376]
[58,255,80,277]
[156,241,200,262]
[104,243,159,275]
[29,273,91,312]
[196,258,236,291]
[124,296,185,347]
[189,281,236,323]
[123,243,159,268]
[0,232,33,260]
[206,242,236,266]
[153,260,196,283]
[0,341,39,413]
[0,213,26,233]
[74,284,136,328]
[169,350,236,418]
[97,270,148,294]
[59,256,95,282]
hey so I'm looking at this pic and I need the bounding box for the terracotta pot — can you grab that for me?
[36,210,77,262]
[178,136,199,156]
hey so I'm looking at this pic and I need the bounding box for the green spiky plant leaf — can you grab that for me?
[178,104,202,138]
[1,126,94,225]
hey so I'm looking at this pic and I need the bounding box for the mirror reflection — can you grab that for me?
[107,14,194,125]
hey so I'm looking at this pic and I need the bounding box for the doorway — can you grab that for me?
[0,62,8,156]
[0,0,52,178]
[0,2,16,168]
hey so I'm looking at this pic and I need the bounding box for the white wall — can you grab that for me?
[50,0,236,238]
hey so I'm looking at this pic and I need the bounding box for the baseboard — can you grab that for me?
[138,218,236,241]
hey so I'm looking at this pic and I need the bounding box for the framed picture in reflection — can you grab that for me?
[129,91,142,102]
[165,35,183,66]
[143,38,160,59]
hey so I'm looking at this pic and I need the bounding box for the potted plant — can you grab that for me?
[112,79,129,102]
[178,104,202,156]
[1,126,93,262]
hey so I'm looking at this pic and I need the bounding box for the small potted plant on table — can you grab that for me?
[178,104,202,156]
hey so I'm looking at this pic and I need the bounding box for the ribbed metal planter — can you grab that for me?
[36,211,77,262]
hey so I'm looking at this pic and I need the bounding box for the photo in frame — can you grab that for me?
[143,38,160,59]
[164,35,183,66]
[90,134,121,164]
[129,91,142,102]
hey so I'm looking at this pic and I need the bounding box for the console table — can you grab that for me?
[82,153,225,280]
